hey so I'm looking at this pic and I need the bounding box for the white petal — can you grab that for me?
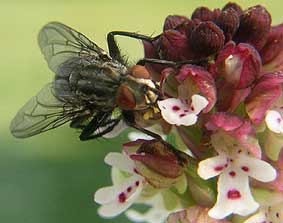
[104,152,136,174]
[128,132,154,141]
[128,129,167,141]
[94,186,116,204]
[265,110,283,134]
[97,175,143,217]
[209,168,259,219]
[236,154,277,182]
[103,120,128,138]
[191,94,209,114]
[111,167,127,186]
[95,174,142,204]
[243,211,266,223]
[126,208,169,223]
[197,155,227,180]
[157,98,197,126]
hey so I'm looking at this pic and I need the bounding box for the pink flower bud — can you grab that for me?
[245,72,283,125]
[215,41,262,89]
[260,24,283,65]
[175,65,216,113]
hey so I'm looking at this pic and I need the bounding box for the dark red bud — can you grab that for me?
[260,24,283,64]
[159,30,193,61]
[163,15,191,31]
[130,140,189,178]
[212,8,222,21]
[191,7,214,21]
[222,2,243,16]
[234,5,271,51]
[143,40,165,76]
[216,8,240,41]
[190,22,225,58]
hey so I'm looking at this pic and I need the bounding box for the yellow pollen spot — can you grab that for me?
[143,110,153,120]
[143,107,160,120]
[153,107,159,114]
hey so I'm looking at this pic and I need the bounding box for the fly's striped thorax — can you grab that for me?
[54,60,127,111]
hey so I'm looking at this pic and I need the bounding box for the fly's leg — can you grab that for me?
[137,58,207,67]
[79,112,112,141]
[122,110,162,140]
[107,31,159,63]
[107,30,208,67]
[70,113,92,129]
[123,111,188,164]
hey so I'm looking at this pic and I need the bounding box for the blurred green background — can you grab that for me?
[0,0,282,222]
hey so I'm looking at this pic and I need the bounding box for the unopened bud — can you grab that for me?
[234,5,271,51]
[216,8,240,41]
[190,22,225,58]
[222,2,243,16]
[191,7,214,22]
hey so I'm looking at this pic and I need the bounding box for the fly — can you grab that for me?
[10,22,198,140]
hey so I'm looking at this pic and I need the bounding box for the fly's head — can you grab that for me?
[116,65,159,111]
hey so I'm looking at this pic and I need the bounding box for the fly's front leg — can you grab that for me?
[122,110,162,140]
[137,58,207,67]
[107,31,159,63]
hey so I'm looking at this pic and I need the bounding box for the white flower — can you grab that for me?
[157,94,208,126]
[265,110,283,134]
[198,152,277,219]
[94,152,183,222]
[94,152,144,217]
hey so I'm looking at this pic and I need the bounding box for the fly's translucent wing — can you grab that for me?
[38,22,111,74]
[10,83,84,138]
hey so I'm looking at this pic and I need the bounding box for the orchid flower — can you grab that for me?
[158,94,208,126]
[198,113,276,219]
[94,152,144,217]
[91,3,283,223]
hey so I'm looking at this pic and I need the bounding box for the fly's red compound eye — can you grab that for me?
[116,84,136,110]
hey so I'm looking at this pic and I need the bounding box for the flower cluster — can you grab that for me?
[94,2,283,223]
